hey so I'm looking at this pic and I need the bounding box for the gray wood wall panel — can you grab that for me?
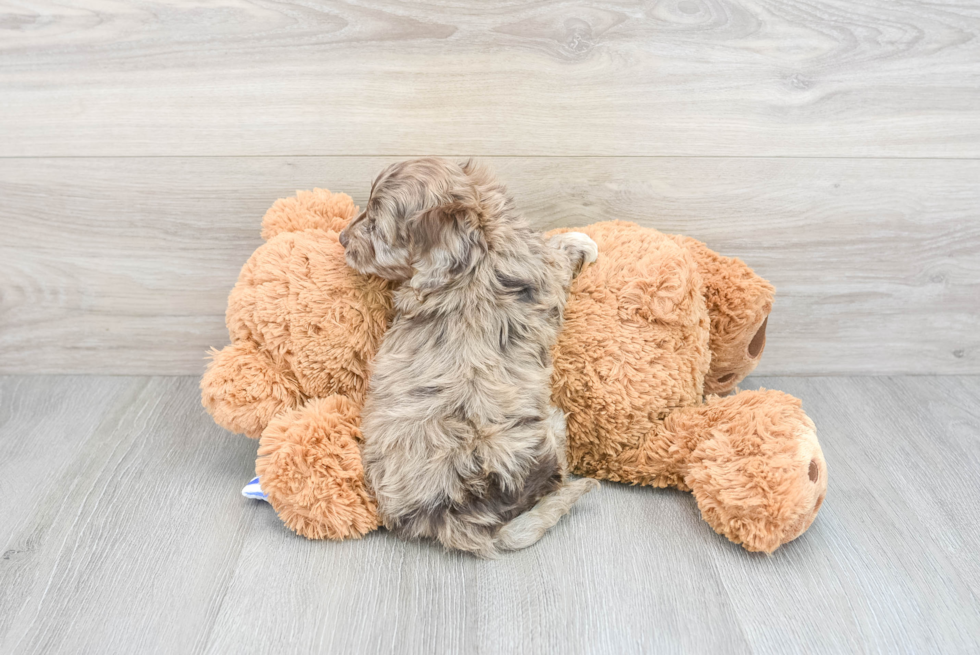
[1,157,977,375]
[1,1,979,157]
[1,375,978,653]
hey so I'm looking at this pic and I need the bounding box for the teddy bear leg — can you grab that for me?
[670,235,775,395]
[255,395,379,540]
[664,389,827,553]
[200,341,304,439]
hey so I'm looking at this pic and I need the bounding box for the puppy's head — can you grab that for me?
[340,158,486,286]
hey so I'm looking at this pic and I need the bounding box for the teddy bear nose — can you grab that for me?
[339,230,349,248]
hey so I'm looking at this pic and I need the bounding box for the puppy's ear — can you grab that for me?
[409,198,485,292]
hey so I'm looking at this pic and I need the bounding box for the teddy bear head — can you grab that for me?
[202,190,392,439]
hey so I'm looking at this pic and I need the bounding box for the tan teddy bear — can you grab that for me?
[201,189,827,553]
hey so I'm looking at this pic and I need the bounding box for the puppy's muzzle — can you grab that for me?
[339,229,350,248]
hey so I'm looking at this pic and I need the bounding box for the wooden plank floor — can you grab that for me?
[1,375,978,654]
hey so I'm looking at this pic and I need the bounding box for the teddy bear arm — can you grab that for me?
[669,235,775,395]
[256,395,379,540]
[662,389,827,553]
[200,340,304,439]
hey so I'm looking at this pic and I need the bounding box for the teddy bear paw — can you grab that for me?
[255,397,379,540]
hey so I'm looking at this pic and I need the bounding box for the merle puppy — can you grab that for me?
[339,158,599,557]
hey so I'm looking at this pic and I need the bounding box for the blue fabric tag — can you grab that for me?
[242,476,269,502]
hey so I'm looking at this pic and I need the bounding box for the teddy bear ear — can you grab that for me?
[260,189,359,241]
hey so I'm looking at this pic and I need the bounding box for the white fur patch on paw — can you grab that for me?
[565,232,599,264]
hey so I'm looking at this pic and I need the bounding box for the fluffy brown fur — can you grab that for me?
[202,184,826,554]
[339,158,598,557]
[669,235,774,395]
[550,222,823,551]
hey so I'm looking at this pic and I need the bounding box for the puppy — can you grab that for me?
[339,158,599,557]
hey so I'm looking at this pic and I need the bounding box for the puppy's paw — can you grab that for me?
[550,232,599,272]
[565,232,599,264]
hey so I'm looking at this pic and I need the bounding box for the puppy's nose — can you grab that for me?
[339,229,349,248]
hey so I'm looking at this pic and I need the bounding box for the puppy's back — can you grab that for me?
[355,157,598,556]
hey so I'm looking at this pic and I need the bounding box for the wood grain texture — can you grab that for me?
[1,156,977,375]
[0,376,260,655]
[714,375,980,653]
[0,375,978,653]
[0,376,134,642]
[1,0,979,157]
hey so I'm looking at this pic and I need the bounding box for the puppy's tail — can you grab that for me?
[491,477,599,554]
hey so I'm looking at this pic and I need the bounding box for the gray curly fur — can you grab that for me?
[339,157,599,557]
